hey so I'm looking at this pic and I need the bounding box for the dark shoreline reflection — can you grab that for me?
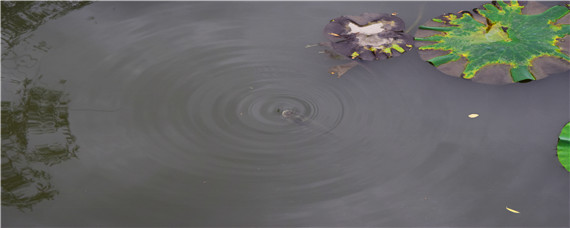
[1,1,91,57]
[1,1,87,211]
[1,79,79,211]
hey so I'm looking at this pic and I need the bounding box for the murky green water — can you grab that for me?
[2,1,569,227]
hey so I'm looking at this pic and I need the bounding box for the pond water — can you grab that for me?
[2,1,569,227]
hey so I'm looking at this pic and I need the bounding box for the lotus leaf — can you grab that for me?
[415,1,570,84]
[324,12,414,61]
[557,122,570,172]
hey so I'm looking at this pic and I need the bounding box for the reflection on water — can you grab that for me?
[1,1,91,57]
[1,80,78,210]
[1,1,85,211]
[1,1,569,226]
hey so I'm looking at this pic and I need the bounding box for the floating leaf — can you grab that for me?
[468,113,479,118]
[557,122,570,172]
[351,51,360,59]
[506,206,520,214]
[323,12,414,61]
[414,1,570,84]
[329,61,359,78]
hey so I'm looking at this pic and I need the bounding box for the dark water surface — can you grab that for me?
[2,1,569,227]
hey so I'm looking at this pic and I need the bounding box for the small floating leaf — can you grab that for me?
[329,61,359,78]
[557,122,570,172]
[468,113,479,118]
[351,51,360,59]
[506,206,520,214]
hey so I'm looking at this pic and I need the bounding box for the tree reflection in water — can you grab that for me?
[2,80,79,211]
[1,1,89,211]
[1,1,91,57]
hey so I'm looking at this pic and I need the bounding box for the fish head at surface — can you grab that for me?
[276,107,297,118]
[281,109,295,119]
[276,107,307,124]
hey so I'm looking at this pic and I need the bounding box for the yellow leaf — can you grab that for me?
[468,113,479,118]
[506,206,520,214]
[391,44,405,53]
[351,51,360,59]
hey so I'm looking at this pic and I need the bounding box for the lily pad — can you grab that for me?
[414,1,570,84]
[557,122,570,172]
[323,12,414,61]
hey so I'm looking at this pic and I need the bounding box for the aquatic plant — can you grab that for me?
[311,12,414,77]
[323,13,414,61]
[557,122,570,172]
[414,1,570,84]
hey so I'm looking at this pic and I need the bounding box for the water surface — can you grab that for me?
[2,1,569,227]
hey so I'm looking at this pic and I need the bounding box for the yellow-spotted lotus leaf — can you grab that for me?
[557,122,570,172]
[414,1,570,84]
[324,13,414,61]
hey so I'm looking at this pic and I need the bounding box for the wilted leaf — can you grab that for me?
[329,61,359,78]
[323,12,414,61]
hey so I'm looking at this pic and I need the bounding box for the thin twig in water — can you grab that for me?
[405,2,426,33]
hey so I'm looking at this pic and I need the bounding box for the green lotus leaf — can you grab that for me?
[557,122,570,172]
[414,1,570,84]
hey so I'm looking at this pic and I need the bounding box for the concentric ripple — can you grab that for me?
[128,47,376,166]
[63,1,411,197]
[120,39,394,181]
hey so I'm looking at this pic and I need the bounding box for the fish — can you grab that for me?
[280,109,308,124]
[278,108,337,137]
